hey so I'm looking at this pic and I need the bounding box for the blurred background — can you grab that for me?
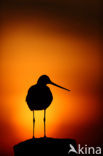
[0,0,102,155]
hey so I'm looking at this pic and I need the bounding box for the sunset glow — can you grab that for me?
[0,1,102,155]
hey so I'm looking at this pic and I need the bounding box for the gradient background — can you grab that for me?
[0,0,102,155]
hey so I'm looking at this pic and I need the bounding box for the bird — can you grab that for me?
[26,75,70,138]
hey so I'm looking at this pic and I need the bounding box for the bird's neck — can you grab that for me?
[37,83,47,87]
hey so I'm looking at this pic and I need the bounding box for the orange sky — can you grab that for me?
[0,1,102,155]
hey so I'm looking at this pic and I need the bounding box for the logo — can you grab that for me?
[68,144,77,154]
[68,144,102,155]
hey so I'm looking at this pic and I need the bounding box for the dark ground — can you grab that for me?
[14,137,77,156]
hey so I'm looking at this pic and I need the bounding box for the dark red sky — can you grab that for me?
[1,0,102,156]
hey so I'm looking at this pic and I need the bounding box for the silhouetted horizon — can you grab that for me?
[14,137,77,156]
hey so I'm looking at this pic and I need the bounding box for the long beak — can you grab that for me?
[50,81,71,92]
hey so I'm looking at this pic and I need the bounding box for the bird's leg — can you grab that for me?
[44,109,46,138]
[33,110,35,139]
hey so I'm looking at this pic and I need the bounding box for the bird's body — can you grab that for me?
[26,84,53,110]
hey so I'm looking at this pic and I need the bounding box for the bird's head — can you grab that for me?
[37,75,51,85]
[37,75,71,91]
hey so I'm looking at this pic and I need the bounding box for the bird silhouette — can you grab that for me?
[26,75,70,138]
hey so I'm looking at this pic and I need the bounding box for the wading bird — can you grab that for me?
[26,75,70,138]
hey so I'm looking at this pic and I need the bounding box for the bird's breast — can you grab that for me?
[26,85,53,110]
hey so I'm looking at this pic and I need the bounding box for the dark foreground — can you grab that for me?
[14,137,77,156]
